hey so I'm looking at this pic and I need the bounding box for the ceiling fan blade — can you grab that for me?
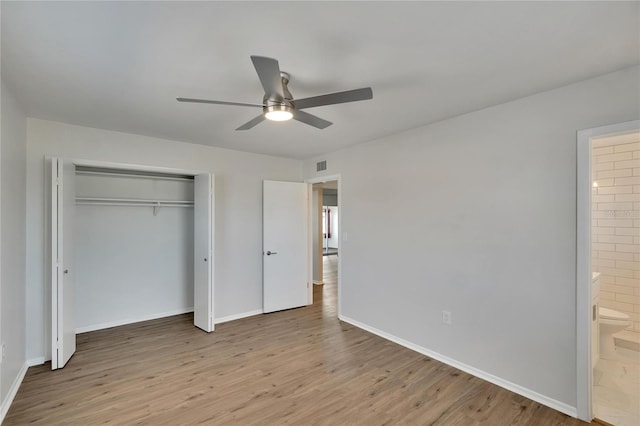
[177,97,262,108]
[236,114,266,131]
[294,87,373,109]
[250,56,285,100]
[292,109,332,129]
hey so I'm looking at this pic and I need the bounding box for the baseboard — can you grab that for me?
[313,280,324,285]
[0,362,28,423]
[215,309,263,325]
[339,315,578,418]
[26,357,45,367]
[76,307,194,333]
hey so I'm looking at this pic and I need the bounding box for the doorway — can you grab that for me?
[589,131,640,426]
[307,175,341,317]
[576,120,640,423]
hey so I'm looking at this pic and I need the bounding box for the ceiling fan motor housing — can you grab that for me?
[263,72,293,106]
[263,72,294,117]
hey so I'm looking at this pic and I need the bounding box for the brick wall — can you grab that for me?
[592,133,640,332]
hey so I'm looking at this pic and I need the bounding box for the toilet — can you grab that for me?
[599,307,631,359]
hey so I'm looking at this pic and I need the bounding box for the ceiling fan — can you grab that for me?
[177,56,373,130]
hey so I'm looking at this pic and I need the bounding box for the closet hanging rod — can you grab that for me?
[75,197,193,205]
[75,170,194,182]
[76,202,193,208]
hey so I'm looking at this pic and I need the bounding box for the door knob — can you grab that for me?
[266,251,278,256]
[64,269,69,274]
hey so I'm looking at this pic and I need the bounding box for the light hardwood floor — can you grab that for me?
[6,257,588,425]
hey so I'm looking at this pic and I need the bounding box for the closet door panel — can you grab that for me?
[194,173,213,332]
[51,158,77,369]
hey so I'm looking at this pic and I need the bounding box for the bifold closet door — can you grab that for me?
[51,158,77,369]
[194,173,213,332]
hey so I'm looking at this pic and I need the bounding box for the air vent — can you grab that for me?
[316,160,327,172]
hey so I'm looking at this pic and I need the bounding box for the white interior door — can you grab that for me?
[263,180,309,313]
[51,158,76,369]
[194,173,213,332]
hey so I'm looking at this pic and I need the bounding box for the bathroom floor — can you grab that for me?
[593,347,640,426]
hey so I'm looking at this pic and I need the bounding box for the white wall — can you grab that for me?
[26,119,302,361]
[0,81,27,414]
[303,66,640,410]
[75,173,195,331]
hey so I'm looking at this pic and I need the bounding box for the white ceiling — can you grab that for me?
[2,1,638,160]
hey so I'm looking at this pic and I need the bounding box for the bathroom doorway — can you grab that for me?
[577,120,639,424]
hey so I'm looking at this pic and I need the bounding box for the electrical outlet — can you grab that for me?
[442,310,452,325]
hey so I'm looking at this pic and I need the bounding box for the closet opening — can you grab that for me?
[50,159,214,370]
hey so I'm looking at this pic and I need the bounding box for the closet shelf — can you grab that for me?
[75,197,194,208]
[76,169,193,182]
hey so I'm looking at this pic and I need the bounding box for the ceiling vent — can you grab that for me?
[316,160,327,172]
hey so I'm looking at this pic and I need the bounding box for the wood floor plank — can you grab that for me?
[5,259,589,425]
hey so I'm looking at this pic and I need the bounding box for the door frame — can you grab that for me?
[305,174,341,318]
[576,120,639,421]
[48,157,215,366]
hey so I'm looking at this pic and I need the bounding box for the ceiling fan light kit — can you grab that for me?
[177,55,373,130]
[264,104,293,122]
